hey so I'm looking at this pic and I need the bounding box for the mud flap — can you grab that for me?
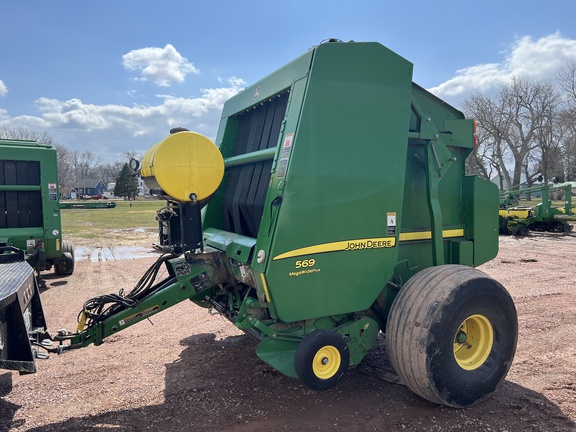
[0,248,47,374]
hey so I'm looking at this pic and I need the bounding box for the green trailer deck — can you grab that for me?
[60,201,117,209]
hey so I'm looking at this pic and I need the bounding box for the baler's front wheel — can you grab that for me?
[386,265,517,407]
[294,330,349,391]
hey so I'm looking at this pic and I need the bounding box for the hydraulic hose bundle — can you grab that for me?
[76,253,176,330]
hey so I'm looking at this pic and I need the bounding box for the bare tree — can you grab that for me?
[53,144,74,187]
[124,150,142,162]
[497,78,543,189]
[69,151,103,184]
[557,59,576,105]
[531,82,563,184]
[0,127,75,187]
[464,78,562,193]
[1,126,142,189]
[99,161,125,186]
[0,126,56,146]
[557,60,576,180]
[463,93,513,188]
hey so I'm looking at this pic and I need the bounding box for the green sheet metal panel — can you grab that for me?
[395,84,480,277]
[265,42,414,322]
[203,50,314,236]
[463,175,499,265]
[0,140,62,260]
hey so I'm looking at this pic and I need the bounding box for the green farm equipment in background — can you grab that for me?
[0,139,74,373]
[499,182,576,235]
[18,40,517,407]
[0,139,74,275]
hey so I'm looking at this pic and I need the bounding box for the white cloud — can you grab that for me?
[122,44,199,87]
[0,77,245,160]
[0,80,7,97]
[219,76,246,87]
[430,33,576,101]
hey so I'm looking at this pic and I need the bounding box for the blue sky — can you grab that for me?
[1,1,576,162]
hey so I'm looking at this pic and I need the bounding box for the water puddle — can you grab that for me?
[74,246,161,262]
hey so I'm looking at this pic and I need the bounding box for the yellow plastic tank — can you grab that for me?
[141,131,224,202]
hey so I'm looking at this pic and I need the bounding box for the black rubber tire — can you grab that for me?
[386,265,517,407]
[0,309,7,360]
[294,330,350,391]
[514,224,527,236]
[500,217,510,235]
[54,240,75,275]
[563,223,571,233]
[62,239,75,259]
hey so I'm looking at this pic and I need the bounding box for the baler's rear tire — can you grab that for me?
[514,224,527,236]
[294,330,349,391]
[386,265,517,407]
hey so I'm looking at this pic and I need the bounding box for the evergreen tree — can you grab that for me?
[114,163,139,200]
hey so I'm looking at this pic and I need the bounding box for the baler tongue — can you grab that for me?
[0,247,47,374]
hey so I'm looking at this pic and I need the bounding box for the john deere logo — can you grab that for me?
[253,86,260,100]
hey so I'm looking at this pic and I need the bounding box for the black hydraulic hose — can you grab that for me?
[78,253,177,328]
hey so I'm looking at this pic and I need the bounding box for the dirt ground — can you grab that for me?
[1,230,576,432]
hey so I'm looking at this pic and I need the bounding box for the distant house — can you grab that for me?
[71,179,107,198]
[137,177,150,196]
[106,182,117,198]
[59,187,73,199]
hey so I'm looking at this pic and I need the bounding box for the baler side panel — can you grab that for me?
[266,42,414,322]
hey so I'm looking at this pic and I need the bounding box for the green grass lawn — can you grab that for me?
[60,199,163,244]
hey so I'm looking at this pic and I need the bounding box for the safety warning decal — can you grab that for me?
[277,133,294,179]
[387,212,397,236]
[282,133,294,149]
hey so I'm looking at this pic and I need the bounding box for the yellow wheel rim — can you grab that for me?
[312,345,341,379]
[453,314,494,370]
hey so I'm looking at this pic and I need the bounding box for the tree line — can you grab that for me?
[0,126,139,198]
[464,60,576,191]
